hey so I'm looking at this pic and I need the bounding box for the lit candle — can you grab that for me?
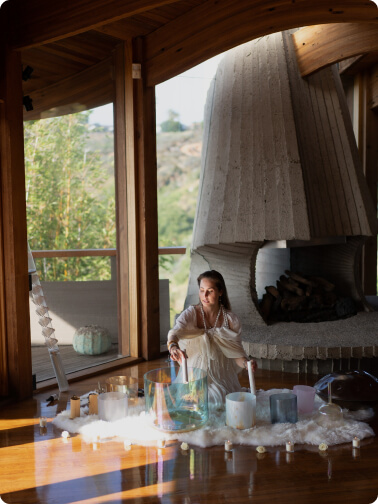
[181,442,189,451]
[61,430,70,442]
[39,417,47,427]
[157,439,166,448]
[286,441,294,452]
[352,437,360,448]
[225,440,233,452]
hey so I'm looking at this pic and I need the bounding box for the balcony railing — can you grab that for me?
[30,247,186,384]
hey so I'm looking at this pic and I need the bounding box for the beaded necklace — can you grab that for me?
[200,303,228,332]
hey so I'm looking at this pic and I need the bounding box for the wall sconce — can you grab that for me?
[22,65,34,81]
[23,95,33,112]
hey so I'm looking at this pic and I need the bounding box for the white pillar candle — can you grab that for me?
[225,440,233,452]
[352,437,360,448]
[124,440,132,450]
[286,441,294,452]
[181,442,189,451]
[157,439,166,448]
[247,360,256,395]
[39,417,47,427]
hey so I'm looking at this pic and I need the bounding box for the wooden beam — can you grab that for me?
[115,40,160,360]
[0,28,33,398]
[144,0,378,86]
[0,105,7,397]
[293,23,378,77]
[133,38,160,360]
[8,0,182,50]
[371,64,378,109]
[23,57,114,121]
[114,43,132,358]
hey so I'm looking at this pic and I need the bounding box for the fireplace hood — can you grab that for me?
[185,31,378,330]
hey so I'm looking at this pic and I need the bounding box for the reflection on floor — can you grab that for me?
[1,357,378,504]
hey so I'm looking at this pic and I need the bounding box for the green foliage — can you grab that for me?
[24,112,116,281]
[160,109,186,133]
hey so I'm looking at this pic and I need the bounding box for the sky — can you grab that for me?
[89,54,224,128]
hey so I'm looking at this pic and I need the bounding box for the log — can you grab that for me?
[285,270,316,287]
[266,286,280,298]
[279,275,304,296]
[260,292,275,321]
[309,276,335,292]
[281,295,307,311]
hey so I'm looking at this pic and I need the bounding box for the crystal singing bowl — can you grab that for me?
[105,376,139,401]
[144,366,208,432]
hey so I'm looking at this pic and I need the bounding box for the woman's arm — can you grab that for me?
[167,307,195,363]
[226,312,258,371]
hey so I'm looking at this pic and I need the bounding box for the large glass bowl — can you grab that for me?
[144,366,208,432]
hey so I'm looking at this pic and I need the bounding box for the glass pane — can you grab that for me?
[25,105,121,385]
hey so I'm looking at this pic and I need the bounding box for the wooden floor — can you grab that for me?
[1,357,378,504]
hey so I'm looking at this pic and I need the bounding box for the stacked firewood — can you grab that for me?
[259,270,356,323]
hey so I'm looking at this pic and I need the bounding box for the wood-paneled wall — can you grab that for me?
[0,9,33,398]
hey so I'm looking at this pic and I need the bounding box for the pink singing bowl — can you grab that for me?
[293,385,316,414]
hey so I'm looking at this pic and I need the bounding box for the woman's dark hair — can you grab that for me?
[197,270,231,310]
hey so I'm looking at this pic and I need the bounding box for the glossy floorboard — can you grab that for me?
[1,357,377,504]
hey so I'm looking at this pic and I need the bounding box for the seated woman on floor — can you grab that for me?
[167,269,257,407]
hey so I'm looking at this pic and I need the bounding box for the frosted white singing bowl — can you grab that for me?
[226,392,256,429]
[98,392,128,422]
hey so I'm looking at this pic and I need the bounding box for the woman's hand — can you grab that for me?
[170,345,186,364]
[235,357,258,372]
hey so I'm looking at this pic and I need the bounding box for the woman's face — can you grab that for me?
[199,278,223,308]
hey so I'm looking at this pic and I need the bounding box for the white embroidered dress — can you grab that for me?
[168,305,247,407]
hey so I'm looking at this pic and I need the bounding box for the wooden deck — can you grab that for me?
[32,344,121,383]
[1,357,378,504]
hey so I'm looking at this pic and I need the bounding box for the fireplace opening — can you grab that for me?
[256,237,368,324]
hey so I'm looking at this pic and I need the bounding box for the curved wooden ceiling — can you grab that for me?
[10,0,377,120]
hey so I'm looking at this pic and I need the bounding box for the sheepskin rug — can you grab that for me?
[52,388,375,448]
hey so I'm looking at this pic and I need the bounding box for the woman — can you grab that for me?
[167,270,257,407]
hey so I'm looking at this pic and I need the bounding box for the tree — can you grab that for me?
[24,112,116,281]
[160,109,186,132]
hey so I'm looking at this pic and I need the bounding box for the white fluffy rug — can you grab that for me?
[52,388,375,448]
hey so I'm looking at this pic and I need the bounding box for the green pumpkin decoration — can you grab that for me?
[73,325,112,355]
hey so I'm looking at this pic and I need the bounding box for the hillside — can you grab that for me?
[88,123,204,321]
[157,125,203,321]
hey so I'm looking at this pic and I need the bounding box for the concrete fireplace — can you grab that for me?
[185,31,378,374]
